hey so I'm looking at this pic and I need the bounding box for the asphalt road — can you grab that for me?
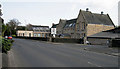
[7,38,118,67]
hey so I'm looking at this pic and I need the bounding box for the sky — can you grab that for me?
[1,0,120,27]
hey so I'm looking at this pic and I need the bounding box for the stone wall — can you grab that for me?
[16,36,49,41]
[87,24,114,36]
[52,38,83,44]
[112,39,120,47]
[87,37,110,45]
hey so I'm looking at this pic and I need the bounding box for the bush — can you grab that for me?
[0,36,13,54]
[12,35,16,37]
[0,36,2,48]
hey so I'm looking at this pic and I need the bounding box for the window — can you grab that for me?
[84,33,86,37]
[34,34,37,37]
[42,33,44,37]
[38,34,41,37]
[46,28,49,30]
[37,27,39,30]
[82,22,85,30]
[45,34,47,37]
[72,23,75,27]
[84,23,86,29]
[65,24,69,28]
[69,24,72,27]
[33,27,36,30]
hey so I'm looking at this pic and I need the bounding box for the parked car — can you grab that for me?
[5,36,8,39]
[8,36,12,39]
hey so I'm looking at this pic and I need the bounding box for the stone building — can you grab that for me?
[56,9,115,43]
[88,27,120,45]
[56,19,67,35]
[62,19,77,38]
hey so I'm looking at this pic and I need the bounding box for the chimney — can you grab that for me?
[101,11,103,15]
[52,23,54,26]
[86,8,89,12]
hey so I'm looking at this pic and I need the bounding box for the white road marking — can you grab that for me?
[75,44,86,45]
[52,43,63,45]
[88,62,102,67]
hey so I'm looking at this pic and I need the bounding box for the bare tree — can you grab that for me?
[0,4,2,16]
[8,19,21,29]
[26,23,33,31]
[0,4,4,36]
[7,19,21,35]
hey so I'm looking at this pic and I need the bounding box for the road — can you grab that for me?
[7,38,118,67]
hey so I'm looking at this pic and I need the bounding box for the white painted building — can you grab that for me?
[51,23,58,37]
[17,30,33,37]
[51,28,56,37]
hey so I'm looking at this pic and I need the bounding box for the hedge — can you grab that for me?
[0,36,13,54]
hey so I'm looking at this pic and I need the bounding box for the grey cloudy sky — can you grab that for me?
[1,0,119,27]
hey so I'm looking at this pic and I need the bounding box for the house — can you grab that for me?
[17,25,50,38]
[57,9,115,43]
[32,25,50,37]
[51,23,58,37]
[17,30,33,37]
[56,19,67,35]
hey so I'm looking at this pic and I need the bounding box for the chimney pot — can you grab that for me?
[86,8,89,12]
[101,11,103,15]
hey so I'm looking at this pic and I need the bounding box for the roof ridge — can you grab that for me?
[80,9,114,26]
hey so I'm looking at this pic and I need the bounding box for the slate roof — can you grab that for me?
[89,32,120,38]
[32,25,49,28]
[89,27,120,38]
[63,10,115,28]
[60,33,71,37]
[17,26,26,30]
[66,18,77,24]
[51,24,58,28]
[104,27,120,33]
[64,18,77,28]
[81,10,115,26]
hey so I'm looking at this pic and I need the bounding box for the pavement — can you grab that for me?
[6,38,118,67]
[84,45,120,56]
[71,44,120,56]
